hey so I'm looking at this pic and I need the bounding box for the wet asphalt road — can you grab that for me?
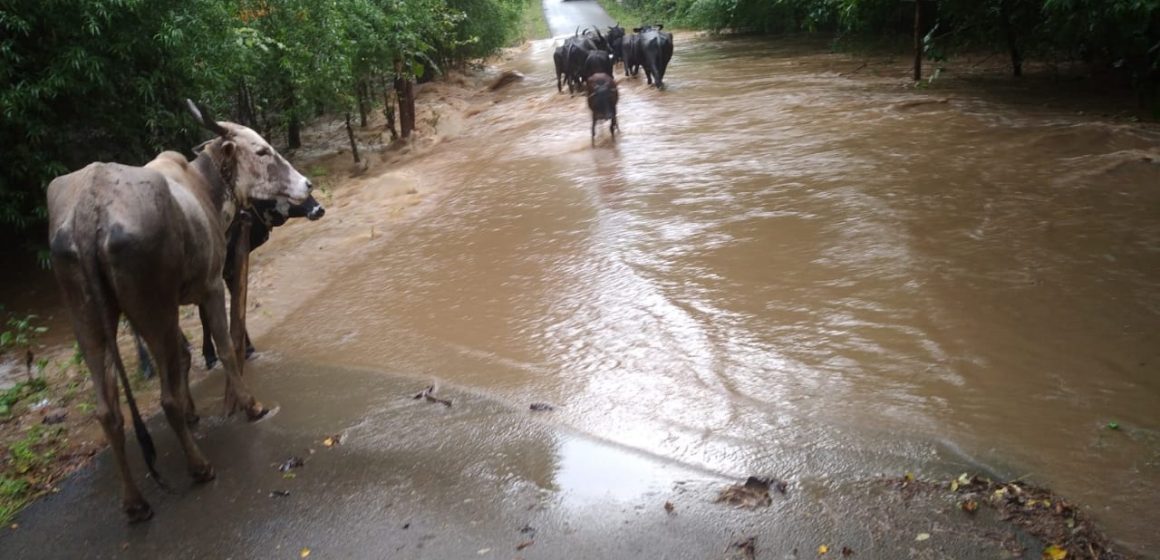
[542,0,616,37]
[0,360,1029,559]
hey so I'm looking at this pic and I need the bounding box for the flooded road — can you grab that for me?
[5,10,1160,558]
[263,32,1160,550]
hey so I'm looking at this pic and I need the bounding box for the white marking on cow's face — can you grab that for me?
[225,124,311,205]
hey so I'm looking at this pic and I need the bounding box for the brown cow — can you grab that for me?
[47,100,312,522]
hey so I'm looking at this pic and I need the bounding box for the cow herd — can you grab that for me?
[553,24,674,145]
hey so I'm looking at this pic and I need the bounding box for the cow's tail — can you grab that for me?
[82,233,164,488]
[113,326,164,488]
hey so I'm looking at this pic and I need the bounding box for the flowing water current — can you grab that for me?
[252,34,1160,551]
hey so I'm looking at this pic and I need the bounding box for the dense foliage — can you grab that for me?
[0,0,529,242]
[614,0,1159,98]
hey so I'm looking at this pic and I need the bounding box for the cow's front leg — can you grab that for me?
[204,281,265,419]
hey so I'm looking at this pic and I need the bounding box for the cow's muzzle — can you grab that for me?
[307,204,325,221]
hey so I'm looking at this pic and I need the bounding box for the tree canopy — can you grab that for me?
[0,0,529,244]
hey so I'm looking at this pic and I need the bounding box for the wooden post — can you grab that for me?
[913,0,923,82]
[230,212,252,375]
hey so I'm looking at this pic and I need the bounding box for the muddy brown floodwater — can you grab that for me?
[250,35,1160,551]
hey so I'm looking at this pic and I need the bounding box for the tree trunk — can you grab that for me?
[381,75,398,140]
[288,113,301,149]
[286,86,301,149]
[395,60,416,139]
[913,0,923,82]
[345,112,361,163]
[357,79,370,128]
[236,79,257,127]
[1000,0,1023,77]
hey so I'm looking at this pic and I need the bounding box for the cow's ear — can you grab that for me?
[657,24,664,30]
[220,140,236,161]
[632,27,641,33]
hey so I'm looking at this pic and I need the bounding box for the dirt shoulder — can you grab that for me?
[0,61,525,525]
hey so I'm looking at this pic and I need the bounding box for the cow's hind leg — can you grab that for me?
[198,305,218,369]
[133,330,155,379]
[127,304,214,483]
[204,281,265,419]
[55,263,151,521]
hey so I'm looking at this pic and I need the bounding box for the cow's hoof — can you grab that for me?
[190,463,216,483]
[204,356,218,370]
[124,501,154,523]
[185,412,200,426]
[246,403,269,422]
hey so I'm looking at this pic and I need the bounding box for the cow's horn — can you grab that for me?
[185,99,229,137]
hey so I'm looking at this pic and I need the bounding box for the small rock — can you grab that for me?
[42,408,69,425]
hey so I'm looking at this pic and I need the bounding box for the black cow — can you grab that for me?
[621,33,641,78]
[586,73,619,146]
[553,46,567,92]
[135,194,325,377]
[561,27,601,94]
[582,49,614,80]
[606,24,627,66]
[633,24,674,89]
[585,27,610,52]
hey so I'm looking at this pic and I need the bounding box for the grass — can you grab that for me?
[0,379,47,418]
[520,0,550,41]
[0,424,66,525]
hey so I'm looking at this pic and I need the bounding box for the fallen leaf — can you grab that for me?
[841,546,854,557]
[915,533,931,542]
[322,434,342,447]
[278,456,305,472]
[818,544,830,555]
[961,499,979,513]
[664,501,675,513]
[516,540,534,551]
[477,548,491,555]
[300,547,311,558]
[529,403,555,411]
[1106,422,1120,430]
[729,537,756,560]
[1043,545,1067,560]
[269,490,291,498]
